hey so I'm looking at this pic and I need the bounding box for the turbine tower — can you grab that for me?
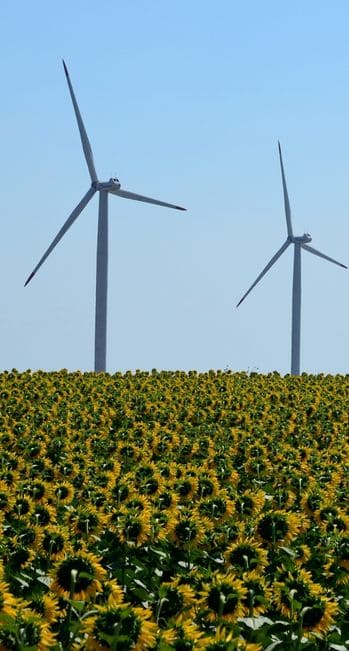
[25,61,186,372]
[237,142,347,375]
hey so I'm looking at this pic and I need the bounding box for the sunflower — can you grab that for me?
[246,456,273,482]
[96,578,125,607]
[14,523,43,551]
[11,496,32,518]
[133,461,161,485]
[273,568,324,619]
[323,537,349,587]
[122,494,152,514]
[0,579,21,618]
[336,535,349,571]
[199,572,248,623]
[29,593,61,624]
[198,491,235,523]
[224,537,268,575]
[294,544,311,566]
[69,504,106,538]
[138,471,163,497]
[150,509,176,542]
[241,570,272,616]
[0,480,15,512]
[269,485,295,510]
[256,509,302,545]
[234,490,265,519]
[155,488,178,512]
[50,550,107,600]
[203,628,262,651]
[316,504,349,534]
[197,472,221,499]
[117,441,141,469]
[30,502,57,528]
[170,510,205,548]
[7,542,35,571]
[23,479,49,503]
[116,511,151,546]
[109,472,135,504]
[160,620,204,649]
[154,578,196,625]
[54,460,79,482]
[81,604,157,650]
[11,610,57,651]
[52,480,75,505]
[87,469,116,492]
[301,597,339,637]
[86,487,110,508]
[174,475,199,503]
[300,488,324,517]
[39,525,71,561]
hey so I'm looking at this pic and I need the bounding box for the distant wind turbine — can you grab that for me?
[237,142,347,375]
[25,61,186,372]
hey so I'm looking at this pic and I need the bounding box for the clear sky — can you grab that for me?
[1,1,348,375]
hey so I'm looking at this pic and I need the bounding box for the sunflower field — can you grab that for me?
[0,369,348,650]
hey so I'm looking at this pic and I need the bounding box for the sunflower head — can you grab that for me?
[53,481,74,504]
[96,578,125,607]
[234,490,265,518]
[225,538,268,575]
[200,573,248,623]
[29,593,61,624]
[160,620,204,650]
[50,551,107,600]
[241,570,272,616]
[171,512,205,548]
[154,579,196,626]
[256,510,301,545]
[5,610,57,650]
[70,505,104,537]
[40,526,71,562]
[274,568,324,619]
[0,579,21,618]
[25,479,47,501]
[175,476,199,502]
[118,511,151,546]
[83,604,157,650]
[198,494,234,522]
[301,597,339,637]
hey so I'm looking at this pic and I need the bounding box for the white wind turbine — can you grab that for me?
[237,142,347,375]
[25,61,186,372]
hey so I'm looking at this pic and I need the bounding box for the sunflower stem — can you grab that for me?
[62,568,78,649]
[248,588,254,617]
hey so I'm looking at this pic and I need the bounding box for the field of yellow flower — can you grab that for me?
[0,369,348,650]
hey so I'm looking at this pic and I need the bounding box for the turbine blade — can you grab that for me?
[112,188,186,211]
[62,60,98,184]
[278,141,293,237]
[236,239,291,307]
[24,187,96,286]
[302,244,347,269]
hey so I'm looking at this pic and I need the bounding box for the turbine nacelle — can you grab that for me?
[292,233,312,244]
[97,178,121,192]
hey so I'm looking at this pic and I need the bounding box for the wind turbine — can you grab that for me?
[25,61,186,372]
[237,142,347,375]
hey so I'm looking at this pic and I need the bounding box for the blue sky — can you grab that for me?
[0,1,348,374]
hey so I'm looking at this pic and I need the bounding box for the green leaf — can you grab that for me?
[264,641,283,651]
[239,616,274,629]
